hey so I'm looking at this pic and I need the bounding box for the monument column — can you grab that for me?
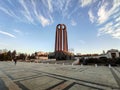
[55,24,68,52]
[60,26,62,51]
[55,24,69,60]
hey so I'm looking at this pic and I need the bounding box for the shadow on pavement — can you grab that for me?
[0,79,9,90]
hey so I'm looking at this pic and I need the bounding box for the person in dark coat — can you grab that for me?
[14,57,17,65]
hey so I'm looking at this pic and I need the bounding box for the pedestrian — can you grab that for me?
[14,57,17,65]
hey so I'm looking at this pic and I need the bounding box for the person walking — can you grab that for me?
[14,57,17,65]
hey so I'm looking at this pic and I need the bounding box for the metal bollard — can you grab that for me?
[95,64,97,67]
[109,64,111,68]
[72,63,74,66]
[81,64,83,67]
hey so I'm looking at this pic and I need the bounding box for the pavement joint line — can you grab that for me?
[58,67,88,72]
[15,81,29,90]
[0,78,9,90]
[78,68,88,72]
[13,74,45,82]
[45,75,66,81]
[1,68,44,81]
[114,67,120,73]
[46,80,67,90]
[110,68,120,88]
[0,69,22,90]
[50,80,74,90]
[62,82,76,90]
[0,67,27,72]
[30,69,118,89]
[75,82,106,90]
[12,72,43,80]
[0,69,14,80]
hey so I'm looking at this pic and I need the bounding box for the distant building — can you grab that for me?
[0,49,8,54]
[106,49,120,59]
[0,50,2,54]
[75,54,100,60]
[35,51,48,60]
[2,49,8,53]
[75,49,120,60]
[76,53,81,56]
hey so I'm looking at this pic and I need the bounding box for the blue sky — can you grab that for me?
[0,0,120,54]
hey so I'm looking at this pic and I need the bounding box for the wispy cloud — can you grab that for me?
[0,30,16,38]
[97,22,113,36]
[86,0,120,39]
[38,15,50,27]
[112,29,120,39]
[31,0,52,27]
[47,0,53,13]
[0,2,25,23]
[97,0,120,39]
[0,6,16,17]
[97,0,120,24]
[7,0,14,7]
[64,0,71,11]
[88,9,95,23]
[14,29,23,35]
[87,0,120,25]
[62,0,72,17]
[115,16,120,22]
[98,20,120,39]
[79,0,93,7]
[19,0,34,24]
[2,0,119,35]
[71,20,77,26]
[97,3,109,24]
[0,0,81,27]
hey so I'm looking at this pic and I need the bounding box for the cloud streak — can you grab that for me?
[97,0,120,39]
[0,0,82,27]
[79,0,93,7]
[71,20,77,26]
[87,0,120,39]
[0,0,54,27]
[19,0,34,24]
[88,9,95,23]
[31,0,52,27]
[0,30,16,38]
[14,29,23,36]
[38,15,50,27]
[0,6,16,17]
[97,3,109,24]
[0,0,119,40]
[47,0,53,13]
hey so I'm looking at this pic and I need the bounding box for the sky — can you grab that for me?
[0,0,120,54]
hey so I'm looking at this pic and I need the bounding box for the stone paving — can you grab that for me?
[0,61,120,90]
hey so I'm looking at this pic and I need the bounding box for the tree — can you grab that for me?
[3,52,7,61]
[12,50,16,59]
[30,54,36,59]
[7,50,12,60]
[0,53,4,61]
[18,53,26,60]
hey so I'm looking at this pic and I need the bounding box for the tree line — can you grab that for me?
[0,50,36,61]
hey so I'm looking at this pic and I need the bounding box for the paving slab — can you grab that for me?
[0,61,120,90]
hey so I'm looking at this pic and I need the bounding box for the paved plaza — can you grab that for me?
[0,61,120,90]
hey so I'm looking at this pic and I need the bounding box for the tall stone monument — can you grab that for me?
[55,24,68,52]
[55,24,71,60]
